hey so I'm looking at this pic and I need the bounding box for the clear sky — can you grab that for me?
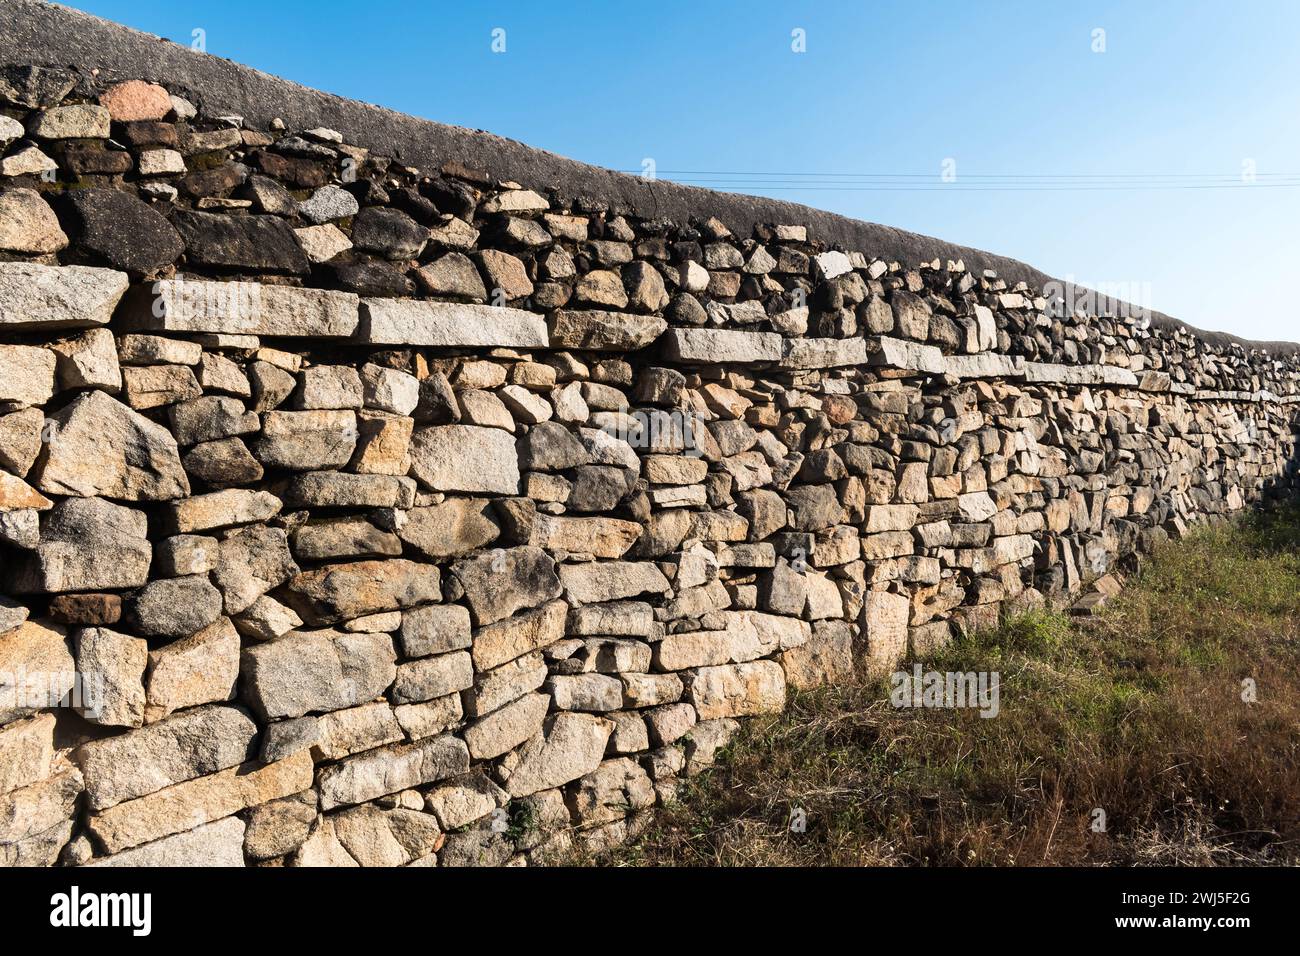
[64,0,1299,341]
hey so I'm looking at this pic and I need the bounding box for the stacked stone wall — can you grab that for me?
[1,65,1297,867]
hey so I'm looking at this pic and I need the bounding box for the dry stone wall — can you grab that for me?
[1,66,1298,868]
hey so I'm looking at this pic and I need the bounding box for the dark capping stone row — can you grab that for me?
[2,0,1293,354]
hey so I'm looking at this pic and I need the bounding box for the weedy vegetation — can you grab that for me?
[605,509,1300,866]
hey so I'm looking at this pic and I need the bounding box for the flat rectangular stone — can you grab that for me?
[1023,362,1138,387]
[0,263,129,331]
[869,336,947,375]
[945,353,1026,378]
[87,751,313,854]
[317,734,469,810]
[125,279,359,338]
[661,328,783,364]
[359,299,548,347]
[781,337,869,369]
[75,705,259,811]
[548,310,666,350]
[87,815,246,867]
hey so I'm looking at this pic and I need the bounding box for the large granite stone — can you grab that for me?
[0,262,129,331]
[124,279,359,337]
[359,299,548,346]
[35,390,189,501]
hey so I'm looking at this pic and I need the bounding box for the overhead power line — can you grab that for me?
[616,169,1300,192]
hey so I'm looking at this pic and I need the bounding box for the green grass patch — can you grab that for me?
[604,507,1300,866]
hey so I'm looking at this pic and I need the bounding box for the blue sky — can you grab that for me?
[67,0,1299,341]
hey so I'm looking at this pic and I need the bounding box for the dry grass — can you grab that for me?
[605,508,1300,866]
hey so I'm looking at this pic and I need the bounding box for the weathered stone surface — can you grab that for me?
[408,424,521,494]
[290,516,400,563]
[780,620,856,689]
[549,673,623,711]
[27,103,110,138]
[684,661,786,719]
[88,815,246,867]
[300,184,360,224]
[62,188,184,275]
[233,595,302,642]
[99,79,172,121]
[531,515,641,558]
[620,672,684,708]
[36,390,189,501]
[504,713,614,798]
[393,694,464,741]
[782,337,870,369]
[7,498,152,594]
[415,252,488,300]
[318,734,470,811]
[398,498,501,559]
[352,206,427,259]
[0,510,39,552]
[398,604,472,658]
[253,410,358,471]
[0,408,43,477]
[172,209,310,274]
[862,590,910,671]
[126,575,223,639]
[240,628,396,720]
[144,617,241,722]
[424,775,505,830]
[282,559,440,626]
[296,223,352,263]
[465,651,547,717]
[470,598,566,671]
[0,345,56,408]
[0,767,82,858]
[312,703,403,761]
[283,472,410,509]
[51,327,122,392]
[549,310,666,350]
[88,750,312,854]
[212,525,299,615]
[360,364,420,416]
[48,593,121,627]
[566,600,655,637]
[75,705,259,811]
[128,280,359,337]
[559,561,671,604]
[870,336,947,374]
[121,364,202,410]
[0,471,50,512]
[74,626,147,728]
[0,714,55,797]
[0,586,30,632]
[359,299,548,347]
[330,804,443,866]
[244,792,316,860]
[518,420,591,471]
[569,757,655,828]
[392,650,474,704]
[0,187,67,254]
[0,262,129,331]
[0,65,77,109]
[153,535,218,578]
[165,488,282,534]
[451,547,561,626]
[662,328,783,363]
